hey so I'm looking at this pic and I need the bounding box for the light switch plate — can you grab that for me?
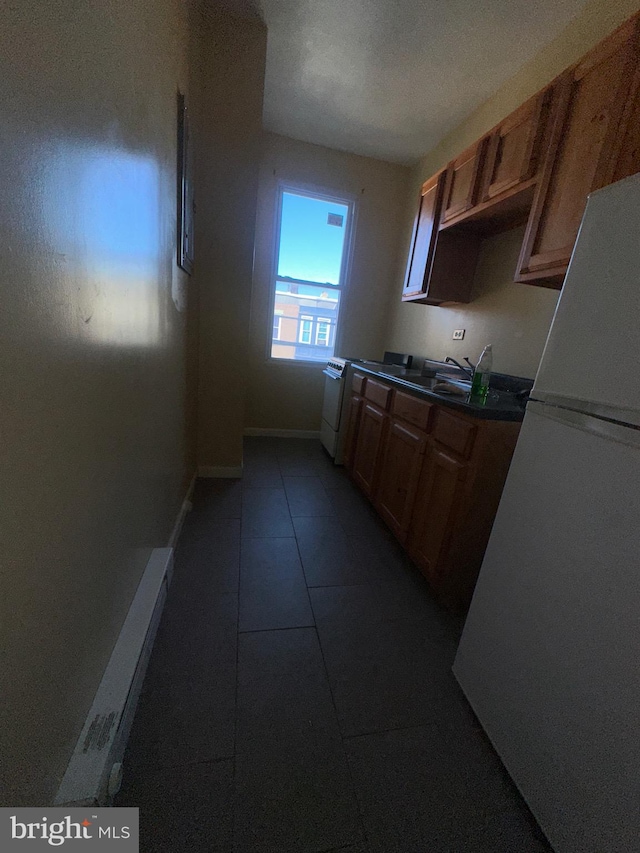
[452,329,465,340]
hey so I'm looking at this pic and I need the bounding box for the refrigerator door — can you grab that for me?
[453,402,640,853]
[533,173,640,426]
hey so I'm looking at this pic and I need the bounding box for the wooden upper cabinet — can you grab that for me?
[612,59,640,182]
[516,17,640,286]
[480,89,550,202]
[402,170,447,300]
[440,138,489,225]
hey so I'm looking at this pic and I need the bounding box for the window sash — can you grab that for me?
[268,184,355,363]
[298,316,313,344]
[315,319,331,346]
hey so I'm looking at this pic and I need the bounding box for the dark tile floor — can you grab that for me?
[117,437,551,853]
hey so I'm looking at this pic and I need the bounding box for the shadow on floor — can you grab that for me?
[117,437,551,853]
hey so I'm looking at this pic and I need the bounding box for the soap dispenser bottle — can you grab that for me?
[471,344,493,401]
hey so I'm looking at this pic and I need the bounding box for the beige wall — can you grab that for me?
[1,0,197,805]
[194,9,267,467]
[385,0,640,377]
[246,133,409,431]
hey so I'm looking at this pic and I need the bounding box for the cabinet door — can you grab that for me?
[441,138,488,224]
[517,19,640,286]
[352,402,388,498]
[402,170,447,300]
[376,420,427,542]
[407,442,467,584]
[612,60,640,183]
[343,393,363,473]
[480,90,549,202]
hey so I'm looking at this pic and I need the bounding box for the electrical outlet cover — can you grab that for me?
[453,329,465,340]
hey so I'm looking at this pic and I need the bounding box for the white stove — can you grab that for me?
[320,357,350,462]
[320,356,386,463]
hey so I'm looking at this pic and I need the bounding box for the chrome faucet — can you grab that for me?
[445,356,475,379]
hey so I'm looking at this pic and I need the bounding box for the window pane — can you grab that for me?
[316,319,330,346]
[271,281,340,362]
[299,316,312,344]
[278,192,349,285]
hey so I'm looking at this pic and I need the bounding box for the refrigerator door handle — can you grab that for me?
[530,400,640,449]
[531,390,640,429]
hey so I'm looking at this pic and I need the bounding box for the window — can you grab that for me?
[269,186,354,362]
[315,318,331,347]
[273,314,282,340]
[298,315,313,344]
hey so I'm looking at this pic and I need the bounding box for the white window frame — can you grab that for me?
[315,317,331,347]
[266,181,357,366]
[272,315,282,341]
[298,315,313,344]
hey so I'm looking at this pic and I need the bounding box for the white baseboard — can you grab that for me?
[54,547,173,806]
[243,428,321,439]
[198,465,243,478]
[168,472,196,550]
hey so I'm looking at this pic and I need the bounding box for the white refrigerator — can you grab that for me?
[453,174,640,853]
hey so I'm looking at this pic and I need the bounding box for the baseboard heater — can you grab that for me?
[53,547,174,806]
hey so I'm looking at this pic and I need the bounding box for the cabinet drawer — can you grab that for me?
[392,391,433,432]
[432,410,477,458]
[352,372,366,394]
[364,378,392,410]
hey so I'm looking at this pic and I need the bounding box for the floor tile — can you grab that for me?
[277,448,324,476]
[233,744,363,853]
[315,461,354,491]
[241,488,294,538]
[180,513,241,545]
[293,516,381,586]
[309,582,452,633]
[325,487,391,539]
[434,698,520,806]
[346,726,551,853]
[124,593,238,768]
[236,627,341,753]
[172,538,240,597]
[242,454,283,489]
[283,476,335,517]
[191,478,242,518]
[243,435,281,455]
[239,538,313,631]
[317,617,462,737]
[121,444,547,853]
[117,758,234,852]
[276,437,323,454]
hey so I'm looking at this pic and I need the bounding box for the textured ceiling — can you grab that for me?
[250,0,590,164]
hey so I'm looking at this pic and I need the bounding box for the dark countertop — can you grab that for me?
[352,363,530,421]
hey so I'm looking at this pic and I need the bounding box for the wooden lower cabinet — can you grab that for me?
[376,419,427,542]
[343,393,363,471]
[351,401,388,498]
[406,441,468,582]
[346,383,521,611]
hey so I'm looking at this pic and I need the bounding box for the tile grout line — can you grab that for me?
[280,442,370,850]
[230,471,246,851]
[238,623,316,635]
[282,464,318,630]
[307,591,372,851]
